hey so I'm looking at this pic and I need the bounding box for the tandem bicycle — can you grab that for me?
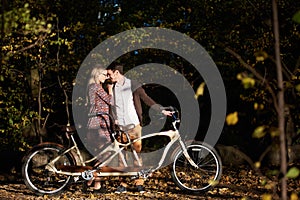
[22,106,222,195]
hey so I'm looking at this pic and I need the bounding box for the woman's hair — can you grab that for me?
[85,64,105,106]
[88,64,105,85]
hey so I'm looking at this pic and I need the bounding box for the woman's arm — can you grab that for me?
[96,85,113,105]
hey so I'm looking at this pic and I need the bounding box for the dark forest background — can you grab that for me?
[1,0,300,190]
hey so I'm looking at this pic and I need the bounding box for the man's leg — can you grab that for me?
[129,124,142,166]
[115,124,145,193]
[129,125,145,192]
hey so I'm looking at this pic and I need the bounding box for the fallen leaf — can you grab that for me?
[194,82,205,99]
[226,112,238,125]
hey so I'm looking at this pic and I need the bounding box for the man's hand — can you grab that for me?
[162,110,173,116]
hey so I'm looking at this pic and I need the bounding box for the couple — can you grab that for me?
[86,64,172,193]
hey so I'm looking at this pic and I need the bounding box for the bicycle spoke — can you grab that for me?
[22,145,74,195]
[171,144,222,192]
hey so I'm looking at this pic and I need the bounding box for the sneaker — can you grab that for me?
[115,185,127,194]
[136,185,145,193]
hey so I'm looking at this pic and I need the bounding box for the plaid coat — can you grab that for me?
[87,83,113,141]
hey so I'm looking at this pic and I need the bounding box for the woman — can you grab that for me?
[86,65,113,191]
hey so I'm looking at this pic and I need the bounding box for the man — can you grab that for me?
[107,64,172,193]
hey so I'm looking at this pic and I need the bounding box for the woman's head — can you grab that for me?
[89,65,108,85]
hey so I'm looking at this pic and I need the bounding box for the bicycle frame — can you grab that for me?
[45,108,198,180]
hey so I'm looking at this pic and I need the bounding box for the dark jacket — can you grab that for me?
[131,80,161,124]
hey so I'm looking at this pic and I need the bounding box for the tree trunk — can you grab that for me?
[272,0,287,199]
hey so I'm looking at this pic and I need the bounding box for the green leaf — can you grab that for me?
[252,126,266,138]
[286,167,300,179]
[270,128,280,137]
[9,118,14,125]
[292,11,300,24]
[254,51,268,62]
[295,84,300,92]
[241,77,255,89]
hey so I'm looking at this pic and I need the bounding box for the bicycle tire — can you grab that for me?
[22,143,75,195]
[171,143,222,193]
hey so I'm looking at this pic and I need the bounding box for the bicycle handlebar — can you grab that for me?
[160,106,178,112]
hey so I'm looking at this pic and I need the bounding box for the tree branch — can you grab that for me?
[9,33,48,55]
[224,47,279,113]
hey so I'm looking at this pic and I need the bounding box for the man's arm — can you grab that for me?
[131,80,160,109]
[132,80,172,117]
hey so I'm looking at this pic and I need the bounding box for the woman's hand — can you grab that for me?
[107,84,114,95]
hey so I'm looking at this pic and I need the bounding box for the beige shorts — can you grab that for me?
[128,124,142,139]
[118,124,142,143]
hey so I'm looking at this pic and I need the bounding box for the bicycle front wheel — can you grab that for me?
[171,143,222,193]
[22,143,75,195]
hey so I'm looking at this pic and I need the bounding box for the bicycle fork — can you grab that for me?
[178,140,199,169]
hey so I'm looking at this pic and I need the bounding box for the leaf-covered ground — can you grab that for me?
[0,166,299,200]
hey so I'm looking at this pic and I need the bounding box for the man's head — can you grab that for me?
[107,64,124,83]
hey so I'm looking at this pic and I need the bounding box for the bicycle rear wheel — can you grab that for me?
[171,143,222,193]
[22,143,75,195]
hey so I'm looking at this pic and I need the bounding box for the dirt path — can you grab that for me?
[0,167,298,199]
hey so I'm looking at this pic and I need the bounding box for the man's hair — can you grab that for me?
[107,63,124,75]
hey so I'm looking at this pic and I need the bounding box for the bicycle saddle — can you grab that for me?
[118,124,135,132]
